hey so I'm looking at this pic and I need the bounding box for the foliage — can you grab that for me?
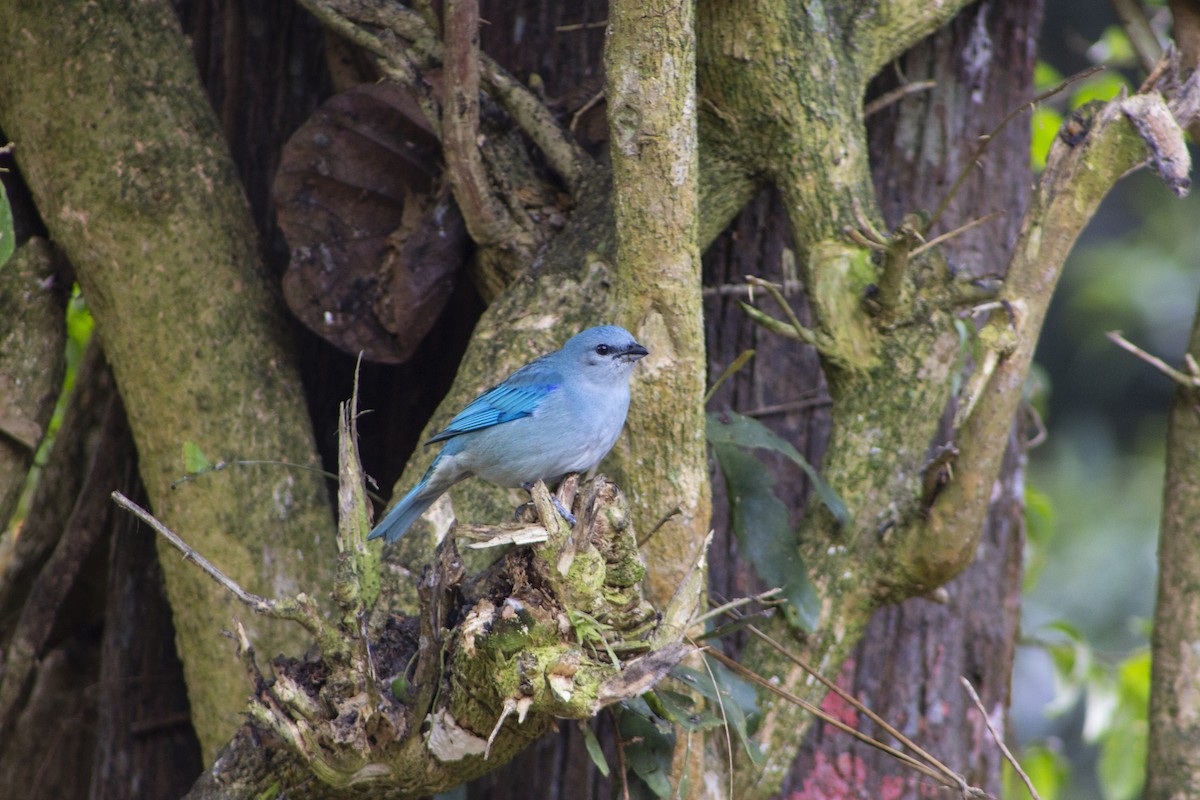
[4,286,93,533]
[706,410,848,631]
[0,178,12,270]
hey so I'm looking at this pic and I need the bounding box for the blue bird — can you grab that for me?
[367,325,649,544]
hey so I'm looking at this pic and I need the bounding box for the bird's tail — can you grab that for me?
[366,482,437,544]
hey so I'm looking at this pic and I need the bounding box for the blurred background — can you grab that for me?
[1014,2,1200,797]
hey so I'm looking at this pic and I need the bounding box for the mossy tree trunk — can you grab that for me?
[0,0,334,760]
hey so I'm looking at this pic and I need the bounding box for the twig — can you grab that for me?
[112,491,274,612]
[170,458,385,504]
[745,625,966,791]
[1109,0,1163,74]
[926,65,1105,234]
[557,20,608,32]
[570,88,606,134]
[636,505,682,548]
[744,623,969,791]
[689,588,782,627]
[485,697,518,759]
[702,279,805,298]
[1107,330,1200,387]
[742,395,832,417]
[690,637,735,800]
[864,79,937,117]
[960,676,1041,800]
[910,211,1005,257]
[703,649,964,792]
[110,491,326,638]
[745,275,821,345]
[443,0,514,246]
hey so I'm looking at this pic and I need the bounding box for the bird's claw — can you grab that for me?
[551,495,577,527]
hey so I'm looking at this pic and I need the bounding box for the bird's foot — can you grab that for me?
[551,496,577,527]
[521,482,577,527]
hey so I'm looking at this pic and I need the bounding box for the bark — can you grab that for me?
[1147,7,1200,795]
[1145,237,1200,799]
[0,346,197,800]
[780,4,1035,796]
[691,1,1196,797]
[0,239,66,529]
[0,0,333,759]
[605,0,708,632]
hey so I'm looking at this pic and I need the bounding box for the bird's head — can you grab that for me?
[564,325,649,380]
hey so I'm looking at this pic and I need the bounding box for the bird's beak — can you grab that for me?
[622,342,649,361]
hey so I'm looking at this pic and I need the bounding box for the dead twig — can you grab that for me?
[961,676,1041,800]
[1107,330,1200,387]
[111,491,326,638]
[864,79,938,117]
[926,65,1105,234]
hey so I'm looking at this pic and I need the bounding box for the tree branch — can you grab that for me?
[922,87,1195,582]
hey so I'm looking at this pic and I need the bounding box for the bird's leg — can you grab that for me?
[523,481,577,526]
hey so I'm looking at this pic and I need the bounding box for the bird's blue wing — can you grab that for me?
[428,366,560,443]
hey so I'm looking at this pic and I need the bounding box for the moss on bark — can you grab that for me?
[0,0,333,759]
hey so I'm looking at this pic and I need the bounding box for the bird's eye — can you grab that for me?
[595,344,611,356]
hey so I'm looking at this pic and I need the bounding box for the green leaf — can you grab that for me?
[711,441,819,630]
[706,411,848,524]
[1116,648,1151,709]
[704,349,755,404]
[618,699,675,799]
[1030,107,1062,172]
[670,662,764,764]
[1097,719,1146,800]
[650,689,724,732]
[1034,60,1064,91]
[1004,744,1067,800]
[182,440,213,473]
[0,179,13,271]
[580,721,610,778]
[1069,72,1130,110]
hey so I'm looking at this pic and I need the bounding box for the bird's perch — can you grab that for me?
[115,390,690,797]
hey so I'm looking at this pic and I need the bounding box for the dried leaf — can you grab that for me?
[274,83,468,363]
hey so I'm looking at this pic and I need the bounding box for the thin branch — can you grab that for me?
[742,395,832,417]
[745,275,820,344]
[864,79,937,117]
[113,491,273,612]
[702,279,805,298]
[110,491,326,637]
[689,588,782,627]
[1107,330,1200,386]
[744,625,967,790]
[926,65,1105,234]
[960,677,1041,800]
[703,649,966,793]
[1109,0,1163,74]
[443,0,514,246]
[690,637,735,800]
[910,211,1005,257]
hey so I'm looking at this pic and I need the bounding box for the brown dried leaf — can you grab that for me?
[274,82,468,363]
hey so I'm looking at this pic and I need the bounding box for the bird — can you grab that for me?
[367,325,649,544]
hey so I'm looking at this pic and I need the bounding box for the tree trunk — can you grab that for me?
[781,4,1037,796]
[0,0,334,759]
[1146,216,1200,799]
